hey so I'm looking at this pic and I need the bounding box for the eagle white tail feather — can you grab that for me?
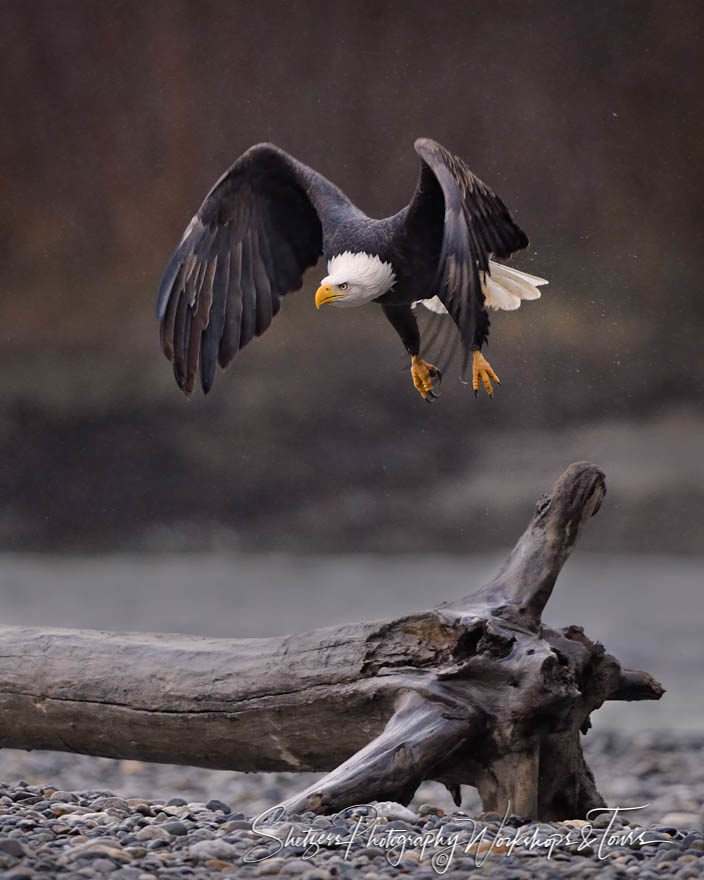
[499,276,542,301]
[414,263,547,315]
[491,263,548,289]
[483,277,522,310]
[412,296,448,314]
[483,262,547,311]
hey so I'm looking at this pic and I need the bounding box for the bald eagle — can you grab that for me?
[156,138,546,400]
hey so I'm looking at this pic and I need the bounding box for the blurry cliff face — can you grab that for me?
[0,0,702,553]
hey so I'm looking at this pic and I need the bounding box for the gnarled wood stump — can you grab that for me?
[0,462,663,820]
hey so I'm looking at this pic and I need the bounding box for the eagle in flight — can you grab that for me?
[156,138,546,401]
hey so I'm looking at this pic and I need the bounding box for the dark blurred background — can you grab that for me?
[1,0,702,555]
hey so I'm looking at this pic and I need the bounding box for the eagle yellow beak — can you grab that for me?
[315,284,345,308]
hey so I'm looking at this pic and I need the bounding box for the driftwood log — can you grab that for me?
[0,462,663,820]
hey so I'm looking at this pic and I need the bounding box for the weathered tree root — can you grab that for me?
[0,462,663,820]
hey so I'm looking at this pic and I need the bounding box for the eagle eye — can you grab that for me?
[338,283,349,291]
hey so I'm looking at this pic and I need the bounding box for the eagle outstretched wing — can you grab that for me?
[405,138,529,362]
[156,143,349,394]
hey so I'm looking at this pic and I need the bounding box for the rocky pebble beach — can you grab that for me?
[0,731,702,879]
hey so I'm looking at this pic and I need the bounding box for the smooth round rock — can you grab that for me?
[0,839,27,858]
[206,799,231,814]
[161,821,188,836]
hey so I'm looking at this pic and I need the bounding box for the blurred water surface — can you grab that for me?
[1,551,701,731]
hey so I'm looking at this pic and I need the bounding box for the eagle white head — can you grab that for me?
[315,251,396,309]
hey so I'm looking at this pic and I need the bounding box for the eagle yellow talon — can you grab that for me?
[411,355,441,401]
[472,351,500,397]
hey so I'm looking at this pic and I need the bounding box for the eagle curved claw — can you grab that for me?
[411,355,442,401]
[472,351,500,397]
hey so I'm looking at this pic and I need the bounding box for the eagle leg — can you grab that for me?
[411,355,442,401]
[472,350,500,398]
[382,305,442,401]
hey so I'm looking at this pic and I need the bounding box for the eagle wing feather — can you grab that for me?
[156,143,350,394]
[407,139,530,358]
